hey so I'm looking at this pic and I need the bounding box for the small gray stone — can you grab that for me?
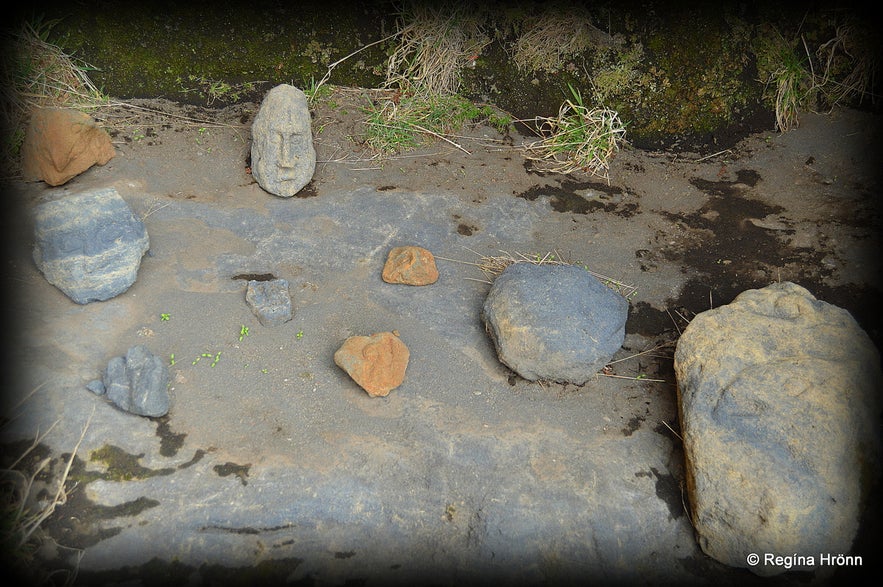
[32,187,149,304]
[250,84,316,197]
[86,379,106,395]
[674,282,882,576]
[481,263,628,383]
[102,345,170,417]
[245,279,292,326]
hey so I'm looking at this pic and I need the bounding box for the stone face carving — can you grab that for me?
[250,84,316,197]
[21,107,116,186]
[32,187,150,304]
[334,332,410,397]
[382,245,439,285]
[674,281,882,576]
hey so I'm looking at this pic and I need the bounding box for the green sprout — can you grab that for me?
[239,325,249,342]
[160,313,170,321]
[169,353,175,366]
[211,351,221,367]
[296,330,304,339]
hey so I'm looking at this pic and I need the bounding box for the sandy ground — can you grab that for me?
[1,90,880,585]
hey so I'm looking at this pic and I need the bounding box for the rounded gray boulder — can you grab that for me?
[481,263,628,383]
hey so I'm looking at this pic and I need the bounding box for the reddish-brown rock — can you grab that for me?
[382,246,439,285]
[334,331,410,397]
[21,107,115,186]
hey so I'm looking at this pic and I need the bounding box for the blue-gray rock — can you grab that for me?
[32,187,150,304]
[86,379,106,395]
[674,282,882,576]
[250,84,316,197]
[481,263,628,383]
[245,278,292,326]
[102,345,170,417]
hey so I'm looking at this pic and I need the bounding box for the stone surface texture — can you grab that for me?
[21,107,115,186]
[334,331,410,397]
[382,245,439,285]
[482,263,628,383]
[245,278,292,326]
[674,281,881,576]
[32,187,150,304]
[250,84,316,197]
[102,345,171,417]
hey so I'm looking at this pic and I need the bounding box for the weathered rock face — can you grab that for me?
[101,345,170,417]
[21,107,115,186]
[481,263,628,383]
[250,84,316,197]
[674,282,881,576]
[334,332,410,397]
[245,278,292,326]
[32,187,150,304]
[382,245,439,285]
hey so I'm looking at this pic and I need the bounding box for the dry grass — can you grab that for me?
[1,19,109,171]
[1,387,91,585]
[815,16,879,108]
[512,9,612,73]
[440,248,638,299]
[522,85,626,181]
[384,1,490,97]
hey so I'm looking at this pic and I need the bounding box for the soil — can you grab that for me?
[2,89,881,585]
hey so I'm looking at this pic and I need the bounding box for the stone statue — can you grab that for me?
[250,84,316,197]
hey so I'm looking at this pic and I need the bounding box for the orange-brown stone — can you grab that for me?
[333,331,410,397]
[382,246,439,285]
[21,107,116,186]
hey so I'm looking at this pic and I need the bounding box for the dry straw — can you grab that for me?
[384,1,490,97]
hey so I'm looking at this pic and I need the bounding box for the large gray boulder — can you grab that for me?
[250,84,315,197]
[674,282,881,576]
[32,187,149,304]
[102,345,171,417]
[481,263,628,383]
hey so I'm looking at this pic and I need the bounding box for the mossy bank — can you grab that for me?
[8,0,879,150]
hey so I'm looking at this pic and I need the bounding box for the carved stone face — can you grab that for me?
[250,84,316,197]
[264,109,310,181]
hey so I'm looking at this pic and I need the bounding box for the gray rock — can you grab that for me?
[250,84,315,197]
[674,281,881,576]
[32,187,150,304]
[245,278,292,326]
[481,263,628,383]
[86,379,106,395]
[102,345,171,417]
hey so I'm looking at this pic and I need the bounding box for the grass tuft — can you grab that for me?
[523,84,626,181]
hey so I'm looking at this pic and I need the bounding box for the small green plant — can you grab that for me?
[754,25,817,132]
[239,325,249,342]
[132,128,145,142]
[363,91,495,154]
[160,313,170,321]
[175,75,259,105]
[296,330,304,339]
[524,84,626,181]
[304,75,334,105]
[169,353,175,366]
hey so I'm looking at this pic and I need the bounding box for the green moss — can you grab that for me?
[46,1,392,104]
[89,444,175,481]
